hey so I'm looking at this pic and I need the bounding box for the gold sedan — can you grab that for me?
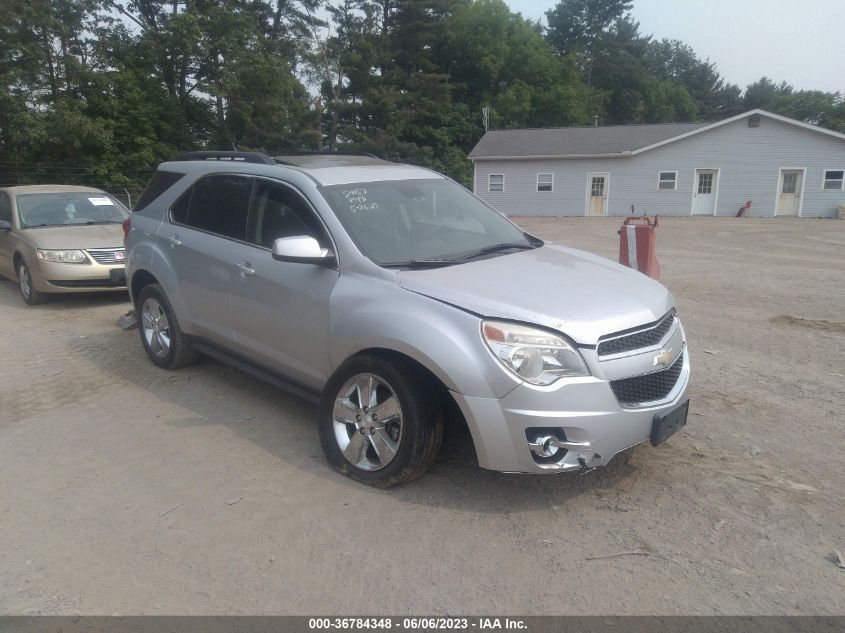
[0,185,130,304]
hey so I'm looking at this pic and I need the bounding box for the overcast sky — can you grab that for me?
[506,0,845,94]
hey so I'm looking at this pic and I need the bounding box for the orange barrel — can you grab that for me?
[618,216,660,279]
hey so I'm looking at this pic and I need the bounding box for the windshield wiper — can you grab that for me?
[380,259,460,269]
[456,242,537,261]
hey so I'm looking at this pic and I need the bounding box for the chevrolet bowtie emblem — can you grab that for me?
[653,347,674,368]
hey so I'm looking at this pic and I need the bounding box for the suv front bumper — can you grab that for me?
[450,347,690,474]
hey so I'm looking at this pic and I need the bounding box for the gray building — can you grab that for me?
[469,109,845,218]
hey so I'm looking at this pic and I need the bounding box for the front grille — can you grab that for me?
[598,311,675,356]
[86,248,125,265]
[610,353,683,405]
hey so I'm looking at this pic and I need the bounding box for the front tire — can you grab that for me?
[137,283,198,369]
[18,261,47,305]
[318,355,444,487]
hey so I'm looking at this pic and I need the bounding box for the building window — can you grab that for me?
[657,171,677,191]
[488,174,504,192]
[537,173,553,192]
[823,169,844,190]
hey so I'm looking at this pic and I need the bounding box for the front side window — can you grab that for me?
[537,173,553,192]
[0,192,11,223]
[823,169,844,190]
[172,174,252,240]
[320,179,534,265]
[488,174,504,192]
[247,180,329,249]
[16,192,129,228]
[658,171,677,191]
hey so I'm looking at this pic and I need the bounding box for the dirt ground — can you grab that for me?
[1,217,844,615]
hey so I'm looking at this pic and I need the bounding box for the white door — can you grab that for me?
[586,173,608,216]
[692,169,717,215]
[776,169,803,216]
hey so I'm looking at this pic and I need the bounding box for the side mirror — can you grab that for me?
[0,220,11,231]
[272,235,335,265]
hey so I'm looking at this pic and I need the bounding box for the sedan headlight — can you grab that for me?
[36,249,88,264]
[482,320,589,386]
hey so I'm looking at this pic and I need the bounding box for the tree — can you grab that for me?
[439,0,598,128]
[644,39,742,119]
[545,0,632,59]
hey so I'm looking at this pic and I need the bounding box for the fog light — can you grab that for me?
[525,427,568,465]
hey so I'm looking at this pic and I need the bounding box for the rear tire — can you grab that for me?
[137,283,198,369]
[318,354,444,487]
[18,261,47,305]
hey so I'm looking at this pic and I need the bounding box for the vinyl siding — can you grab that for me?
[473,115,845,218]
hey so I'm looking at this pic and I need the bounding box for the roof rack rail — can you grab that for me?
[173,151,277,165]
[274,151,381,164]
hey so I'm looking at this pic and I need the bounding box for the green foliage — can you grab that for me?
[0,0,841,194]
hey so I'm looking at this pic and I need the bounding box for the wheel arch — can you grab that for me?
[130,268,160,307]
[331,346,476,473]
[12,250,24,275]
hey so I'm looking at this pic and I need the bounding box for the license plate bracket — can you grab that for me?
[651,399,689,446]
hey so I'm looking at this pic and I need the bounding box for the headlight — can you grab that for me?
[482,320,589,386]
[36,249,88,264]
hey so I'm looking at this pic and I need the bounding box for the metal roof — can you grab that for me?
[469,122,708,159]
[468,110,845,160]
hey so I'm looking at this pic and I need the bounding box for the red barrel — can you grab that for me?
[618,216,660,279]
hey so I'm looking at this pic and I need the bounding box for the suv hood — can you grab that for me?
[21,224,124,250]
[396,244,674,346]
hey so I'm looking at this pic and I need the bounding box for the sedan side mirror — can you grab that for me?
[0,220,11,231]
[272,235,335,265]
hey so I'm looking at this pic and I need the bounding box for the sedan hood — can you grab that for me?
[22,224,124,250]
[397,244,674,346]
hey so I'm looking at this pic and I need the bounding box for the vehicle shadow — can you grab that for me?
[68,318,644,513]
[0,278,130,311]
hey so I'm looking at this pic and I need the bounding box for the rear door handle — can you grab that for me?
[234,262,255,277]
[166,235,181,248]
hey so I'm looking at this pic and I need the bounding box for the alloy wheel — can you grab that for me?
[141,297,172,358]
[332,373,403,471]
[18,264,31,299]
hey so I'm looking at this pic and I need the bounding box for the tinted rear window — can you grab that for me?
[173,175,252,240]
[135,170,186,212]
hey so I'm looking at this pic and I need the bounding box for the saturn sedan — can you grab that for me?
[0,185,130,304]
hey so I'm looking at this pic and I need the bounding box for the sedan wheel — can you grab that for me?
[18,262,47,305]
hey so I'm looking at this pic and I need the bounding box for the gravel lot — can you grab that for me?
[1,217,843,615]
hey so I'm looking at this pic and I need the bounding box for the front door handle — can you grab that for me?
[234,262,255,277]
[166,235,181,248]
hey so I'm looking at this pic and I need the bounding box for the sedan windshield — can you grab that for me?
[320,179,538,266]
[17,192,129,228]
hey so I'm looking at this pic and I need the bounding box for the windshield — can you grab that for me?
[17,192,129,228]
[320,179,536,266]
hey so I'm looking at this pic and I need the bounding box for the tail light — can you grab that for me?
[122,217,131,245]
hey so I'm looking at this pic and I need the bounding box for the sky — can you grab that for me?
[506,0,845,94]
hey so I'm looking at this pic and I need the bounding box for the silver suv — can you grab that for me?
[125,151,690,486]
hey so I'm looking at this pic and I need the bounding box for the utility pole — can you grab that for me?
[482,106,490,132]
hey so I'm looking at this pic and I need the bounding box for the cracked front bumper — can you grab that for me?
[450,347,690,474]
